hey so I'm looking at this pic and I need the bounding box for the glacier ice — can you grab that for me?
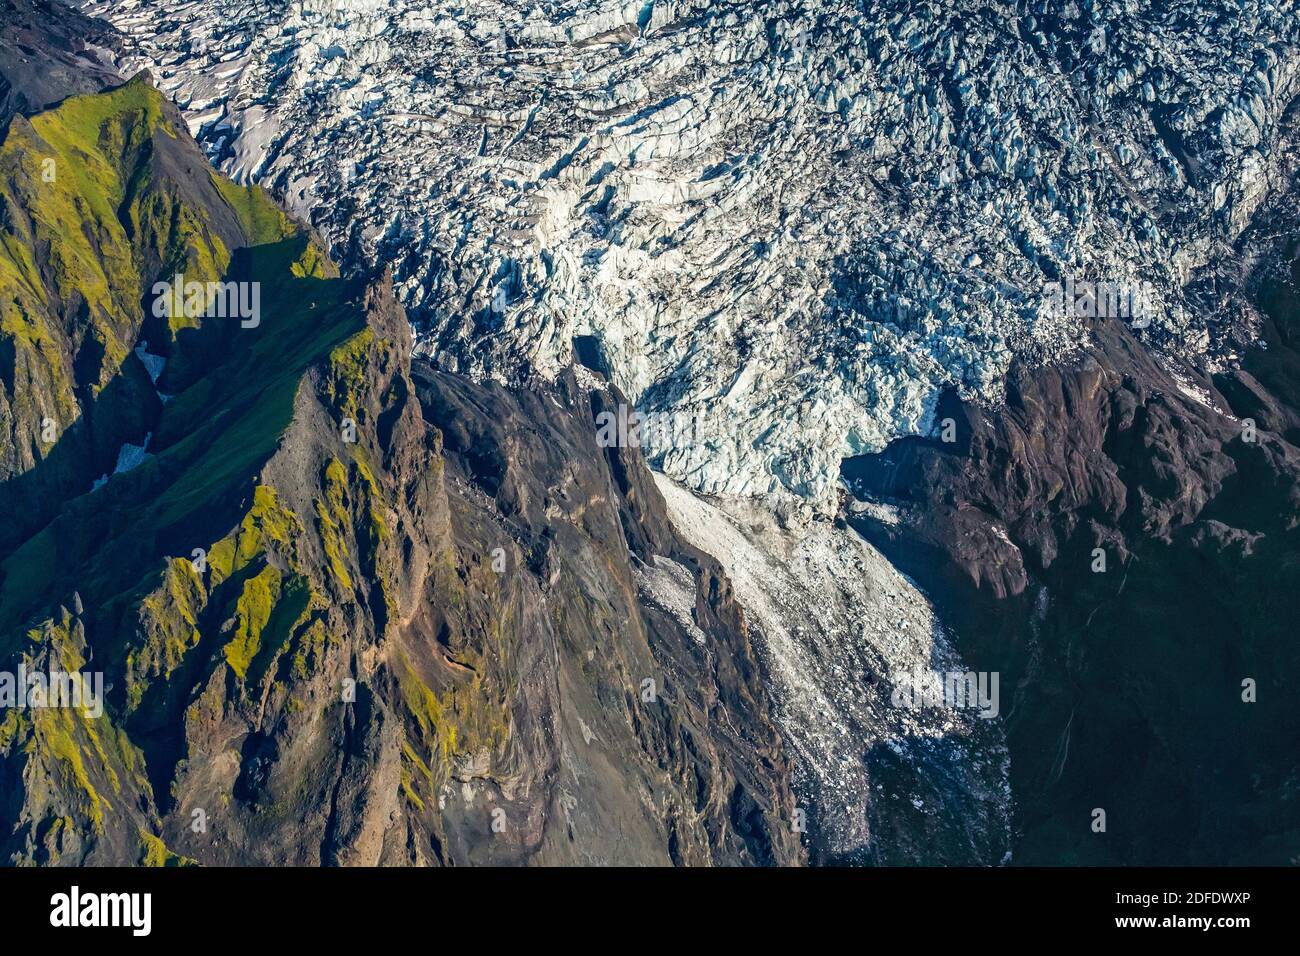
[81,0,1300,506]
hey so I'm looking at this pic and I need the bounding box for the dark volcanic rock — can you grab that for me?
[846,268,1300,864]
[0,0,120,125]
[407,365,801,864]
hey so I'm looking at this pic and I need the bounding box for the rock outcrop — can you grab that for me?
[0,0,120,126]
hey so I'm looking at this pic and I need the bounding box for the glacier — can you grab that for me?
[80,0,1300,507]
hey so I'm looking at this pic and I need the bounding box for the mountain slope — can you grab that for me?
[0,75,802,866]
[0,71,304,551]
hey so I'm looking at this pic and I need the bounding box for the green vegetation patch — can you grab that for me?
[138,829,197,867]
[325,328,376,422]
[315,458,354,592]
[222,563,283,680]
[211,175,296,247]
[126,558,206,710]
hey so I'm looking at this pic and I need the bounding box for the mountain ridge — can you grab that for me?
[0,69,803,866]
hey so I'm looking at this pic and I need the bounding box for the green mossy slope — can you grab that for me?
[0,76,379,862]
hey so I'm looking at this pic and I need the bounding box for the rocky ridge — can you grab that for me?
[0,73,803,865]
